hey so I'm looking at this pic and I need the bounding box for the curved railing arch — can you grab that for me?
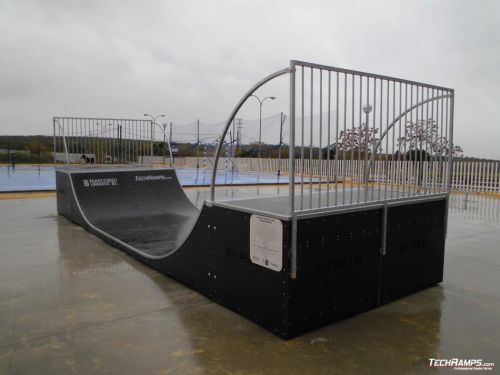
[209,67,291,202]
[364,92,454,184]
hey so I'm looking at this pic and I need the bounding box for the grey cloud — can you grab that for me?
[1,0,499,158]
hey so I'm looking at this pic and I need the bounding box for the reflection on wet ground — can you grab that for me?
[0,190,499,374]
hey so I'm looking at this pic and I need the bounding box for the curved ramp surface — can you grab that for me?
[57,168,199,257]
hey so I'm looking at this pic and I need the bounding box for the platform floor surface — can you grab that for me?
[0,189,499,374]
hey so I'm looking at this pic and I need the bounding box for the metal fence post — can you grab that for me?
[150,121,154,166]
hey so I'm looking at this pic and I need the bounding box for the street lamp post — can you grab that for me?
[250,95,276,163]
[144,113,165,165]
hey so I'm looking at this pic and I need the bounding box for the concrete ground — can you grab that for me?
[0,190,498,374]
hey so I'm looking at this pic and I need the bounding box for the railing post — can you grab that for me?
[289,62,297,279]
[447,91,454,192]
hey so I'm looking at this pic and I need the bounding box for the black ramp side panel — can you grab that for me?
[210,206,291,338]
[70,169,199,256]
[381,199,446,303]
[289,209,382,338]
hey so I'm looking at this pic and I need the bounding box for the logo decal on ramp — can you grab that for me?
[82,178,118,187]
[135,175,172,182]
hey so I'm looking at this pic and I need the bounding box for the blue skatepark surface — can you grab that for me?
[0,165,295,192]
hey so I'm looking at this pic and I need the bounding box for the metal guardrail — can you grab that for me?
[210,60,455,210]
[52,117,175,166]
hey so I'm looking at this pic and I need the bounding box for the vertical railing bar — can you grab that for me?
[413,86,419,196]
[112,120,115,164]
[104,121,107,165]
[396,82,402,198]
[399,83,408,197]
[101,120,104,165]
[391,81,395,199]
[378,80,383,200]
[334,71,339,206]
[120,120,124,164]
[72,118,75,159]
[300,66,305,210]
[130,120,133,164]
[77,119,81,157]
[125,120,128,164]
[357,75,362,204]
[131,121,135,164]
[105,120,109,164]
[409,85,413,194]
[430,91,435,191]
[81,118,84,158]
[424,87,429,194]
[363,77,370,202]
[143,120,147,165]
[371,78,377,202]
[111,121,114,164]
[444,94,449,190]
[385,80,389,200]
[91,119,95,164]
[57,118,61,165]
[419,86,425,194]
[327,70,331,206]
[111,120,114,164]
[342,73,347,205]
[150,120,154,167]
[87,119,90,160]
[75,118,78,160]
[95,120,99,164]
[75,118,79,157]
[139,120,142,164]
[128,121,137,164]
[86,118,89,160]
[350,74,355,205]
[318,69,323,208]
[440,93,445,191]
[68,118,71,160]
[309,68,314,209]
[110,121,114,164]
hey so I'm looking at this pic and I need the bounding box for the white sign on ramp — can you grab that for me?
[249,215,283,272]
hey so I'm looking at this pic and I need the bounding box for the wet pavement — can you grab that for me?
[0,190,499,374]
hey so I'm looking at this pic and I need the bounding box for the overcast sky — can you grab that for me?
[1,0,499,159]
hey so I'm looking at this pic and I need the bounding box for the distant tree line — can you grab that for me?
[0,131,497,164]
